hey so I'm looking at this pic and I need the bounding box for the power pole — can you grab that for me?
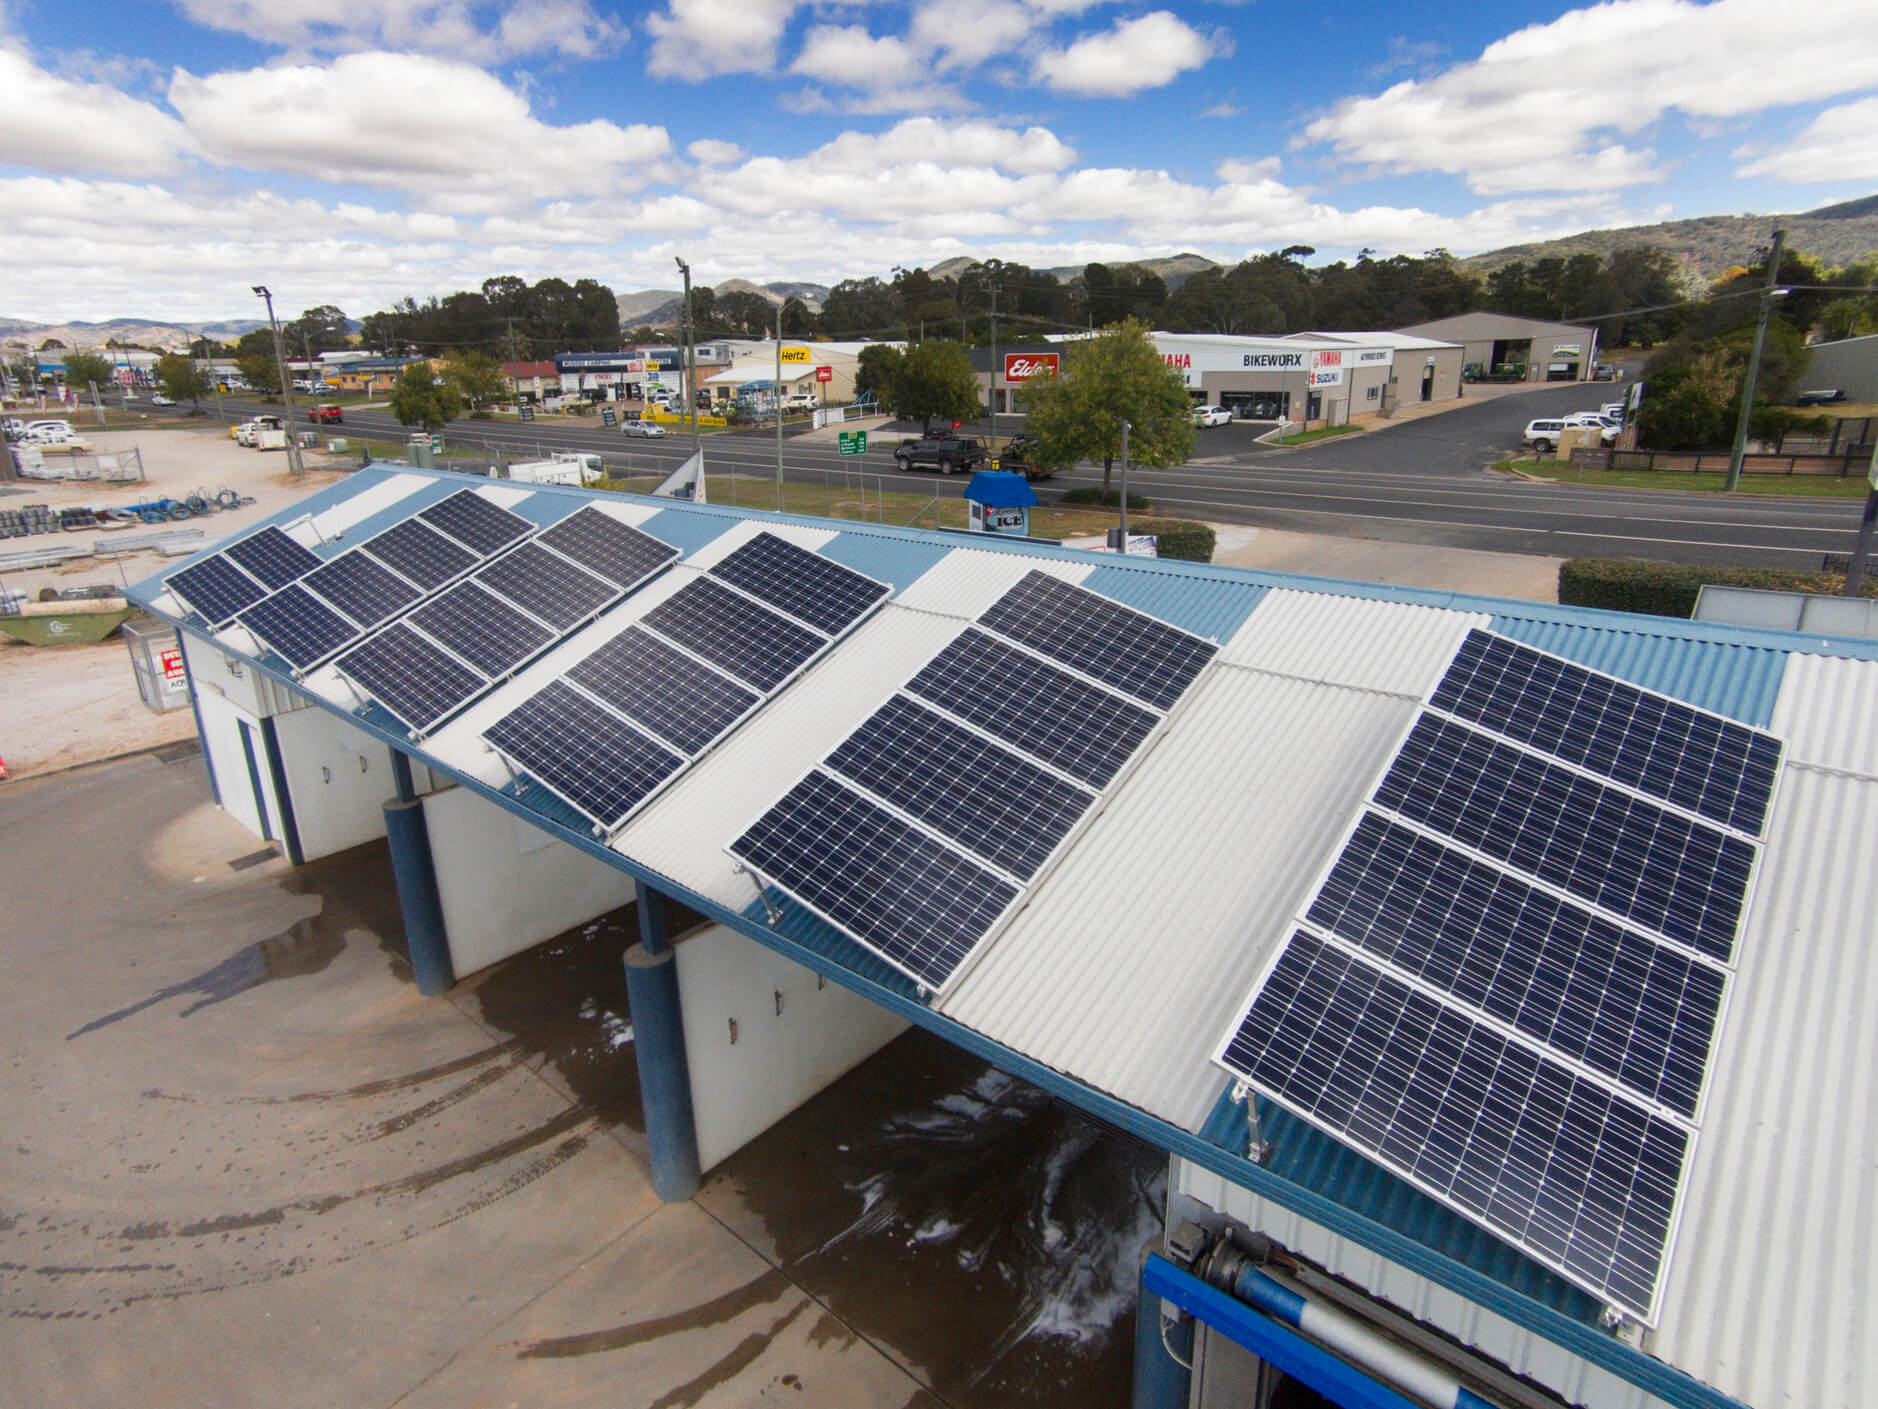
[987,283,999,450]
[506,317,521,406]
[675,257,699,459]
[1724,228,1786,493]
[775,302,784,512]
[252,285,303,477]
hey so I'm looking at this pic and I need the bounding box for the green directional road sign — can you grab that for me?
[838,430,867,456]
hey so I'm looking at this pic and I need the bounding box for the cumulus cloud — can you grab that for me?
[1305,0,1878,195]
[169,53,671,211]
[0,48,195,177]
[645,0,801,80]
[1736,96,1878,184]
[687,138,745,165]
[1034,12,1217,96]
[172,0,626,61]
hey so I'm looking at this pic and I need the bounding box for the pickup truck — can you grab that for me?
[307,403,343,424]
[894,434,988,475]
[990,434,1058,481]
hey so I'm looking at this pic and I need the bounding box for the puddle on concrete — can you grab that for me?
[715,1026,1162,1409]
[65,842,412,1040]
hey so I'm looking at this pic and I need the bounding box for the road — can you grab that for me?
[178,388,1868,571]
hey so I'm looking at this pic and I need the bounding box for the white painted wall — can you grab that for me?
[421,785,635,977]
[182,630,302,719]
[271,708,397,861]
[676,924,908,1171]
[193,687,282,844]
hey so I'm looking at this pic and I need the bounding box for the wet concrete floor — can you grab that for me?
[1,749,1159,1407]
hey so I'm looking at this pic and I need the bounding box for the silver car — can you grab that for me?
[620,419,667,438]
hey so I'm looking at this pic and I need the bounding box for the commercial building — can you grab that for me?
[132,468,1878,1409]
[1397,311,1602,381]
[701,341,864,408]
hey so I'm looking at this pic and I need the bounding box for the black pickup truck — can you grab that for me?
[893,434,988,475]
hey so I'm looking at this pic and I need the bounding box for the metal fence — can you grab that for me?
[1607,448,1867,477]
[124,617,192,713]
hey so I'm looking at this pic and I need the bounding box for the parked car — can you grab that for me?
[1795,388,1846,406]
[307,403,343,424]
[620,419,667,438]
[150,393,176,407]
[1522,418,1567,454]
[1601,402,1627,421]
[894,434,988,475]
[1591,363,1619,381]
[1191,405,1233,428]
[782,392,817,411]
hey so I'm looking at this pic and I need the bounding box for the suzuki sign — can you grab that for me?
[1004,352,1059,381]
[1308,348,1345,388]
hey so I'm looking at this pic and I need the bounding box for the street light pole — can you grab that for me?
[1724,228,1785,493]
[252,285,304,477]
[775,302,784,512]
[674,257,699,460]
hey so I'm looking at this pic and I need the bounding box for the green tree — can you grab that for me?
[235,348,281,396]
[715,289,775,337]
[780,296,817,336]
[389,362,461,432]
[444,350,506,409]
[820,277,900,339]
[884,340,978,428]
[284,304,351,354]
[62,349,113,392]
[1020,318,1194,492]
[155,352,213,410]
[854,343,902,405]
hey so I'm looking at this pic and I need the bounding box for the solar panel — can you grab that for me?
[408,582,554,678]
[825,694,1095,881]
[166,554,268,626]
[1308,813,1724,1117]
[567,626,759,755]
[223,526,321,591]
[905,629,1157,789]
[474,541,617,632]
[977,570,1217,710]
[534,508,678,590]
[237,584,360,670]
[483,681,683,831]
[1432,630,1782,837]
[709,532,890,634]
[334,624,484,733]
[417,488,532,555]
[1375,714,1756,962]
[642,577,824,691]
[360,517,478,591]
[304,552,423,630]
[729,769,1020,991]
[1218,931,1687,1323]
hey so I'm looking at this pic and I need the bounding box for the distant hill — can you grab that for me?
[0,315,267,350]
[1456,195,1878,281]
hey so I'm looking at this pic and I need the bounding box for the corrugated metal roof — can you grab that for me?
[1769,651,1878,778]
[1646,760,1878,1409]
[1081,561,1267,643]
[1222,588,1488,696]
[941,669,1417,1131]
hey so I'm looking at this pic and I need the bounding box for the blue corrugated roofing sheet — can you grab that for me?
[820,529,952,597]
[1082,561,1268,642]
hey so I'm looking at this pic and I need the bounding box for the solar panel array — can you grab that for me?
[730,569,1220,992]
[483,531,891,835]
[334,504,680,734]
[165,524,321,626]
[1214,628,1784,1325]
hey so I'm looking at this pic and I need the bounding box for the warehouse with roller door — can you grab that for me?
[1396,311,1602,381]
[132,463,1878,1409]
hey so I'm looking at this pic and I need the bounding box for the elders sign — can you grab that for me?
[1004,353,1060,381]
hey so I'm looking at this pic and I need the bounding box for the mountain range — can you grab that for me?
[9,196,1875,348]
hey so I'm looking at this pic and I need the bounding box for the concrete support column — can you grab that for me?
[383,777,454,996]
[624,879,700,1202]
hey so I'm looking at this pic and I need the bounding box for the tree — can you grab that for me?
[715,289,775,337]
[854,343,903,404]
[155,352,213,410]
[883,340,978,428]
[234,348,281,397]
[820,277,900,339]
[1020,318,1194,492]
[780,296,816,337]
[284,304,351,354]
[38,337,65,350]
[389,362,461,432]
[62,350,113,392]
[444,351,506,409]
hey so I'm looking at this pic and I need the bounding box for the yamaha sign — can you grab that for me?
[1004,352,1059,381]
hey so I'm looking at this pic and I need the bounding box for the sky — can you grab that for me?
[3,0,1876,325]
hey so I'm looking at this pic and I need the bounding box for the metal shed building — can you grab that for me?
[1396,312,1602,382]
[130,467,1878,1409]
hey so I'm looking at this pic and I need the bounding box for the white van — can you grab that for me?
[1522,418,1568,454]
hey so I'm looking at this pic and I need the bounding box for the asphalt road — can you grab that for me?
[181,389,1870,572]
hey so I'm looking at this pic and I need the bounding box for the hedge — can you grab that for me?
[1558,557,1878,618]
[1144,519,1216,563]
[1057,486,1152,510]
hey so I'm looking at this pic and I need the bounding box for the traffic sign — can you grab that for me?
[601,407,617,427]
[838,430,867,456]
[815,365,833,383]
[430,434,443,453]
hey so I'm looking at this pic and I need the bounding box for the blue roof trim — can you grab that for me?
[819,530,951,598]
[142,464,409,585]
[1083,564,1268,642]
[637,505,738,556]
[1488,616,1787,726]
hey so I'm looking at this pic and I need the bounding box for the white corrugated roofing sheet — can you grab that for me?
[1644,653,1878,1409]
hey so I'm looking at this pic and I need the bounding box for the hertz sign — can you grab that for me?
[1004,352,1059,380]
[780,346,812,363]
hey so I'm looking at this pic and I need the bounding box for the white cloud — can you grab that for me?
[1306,0,1878,195]
[909,0,1040,69]
[1736,97,1878,184]
[172,0,626,61]
[1034,12,1217,96]
[687,138,745,165]
[0,48,195,177]
[169,53,671,212]
[645,0,801,80]
[1201,102,1242,119]
[791,23,918,83]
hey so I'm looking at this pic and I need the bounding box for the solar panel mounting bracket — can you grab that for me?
[734,864,782,924]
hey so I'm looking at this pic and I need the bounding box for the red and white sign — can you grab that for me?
[1308,348,1345,388]
[815,365,833,383]
[1004,352,1060,382]
[159,646,187,696]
